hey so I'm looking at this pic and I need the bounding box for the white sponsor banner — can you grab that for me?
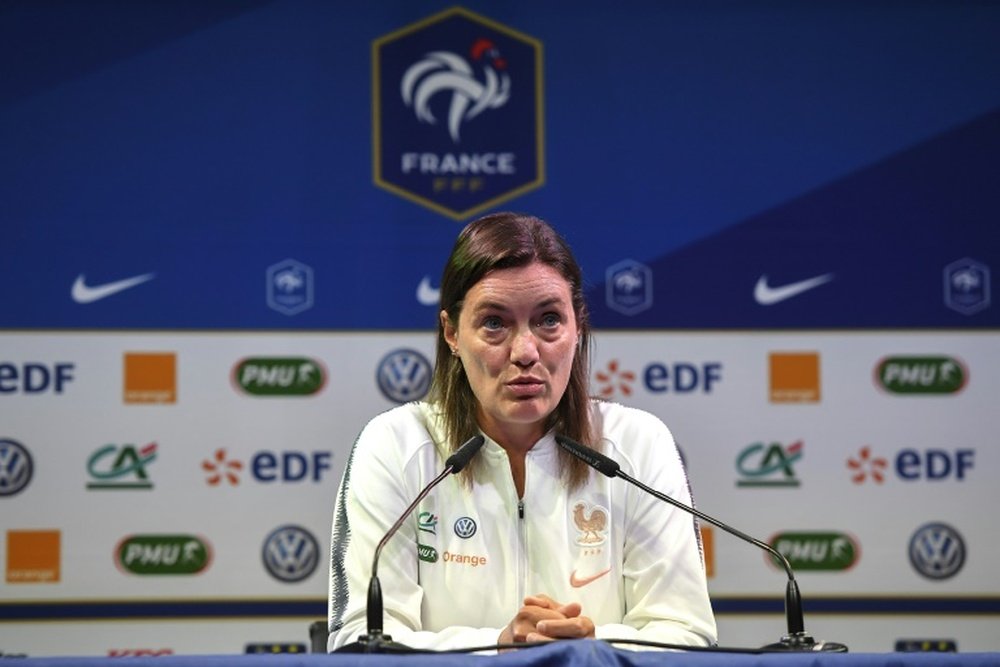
[1,331,997,653]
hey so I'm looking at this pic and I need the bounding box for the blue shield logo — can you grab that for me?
[266,259,314,316]
[373,7,544,220]
[943,258,990,315]
[606,259,653,315]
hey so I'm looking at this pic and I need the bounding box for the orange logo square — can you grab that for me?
[769,352,821,403]
[6,530,61,583]
[700,525,714,578]
[124,353,176,404]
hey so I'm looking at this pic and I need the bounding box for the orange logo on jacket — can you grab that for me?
[572,502,608,546]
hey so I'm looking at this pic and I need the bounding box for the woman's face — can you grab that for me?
[442,261,578,449]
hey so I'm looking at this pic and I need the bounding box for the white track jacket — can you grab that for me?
[328,400,717,651]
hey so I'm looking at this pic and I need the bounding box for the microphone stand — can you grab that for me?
[555,435,847,652]
[335,435,485,653]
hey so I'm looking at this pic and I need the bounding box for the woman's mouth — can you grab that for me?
[506,378,545,397]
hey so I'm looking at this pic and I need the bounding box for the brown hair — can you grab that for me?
[429,212,596,489]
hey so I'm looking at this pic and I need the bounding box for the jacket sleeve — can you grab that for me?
[597,407,718,647]
[327,413,505,651]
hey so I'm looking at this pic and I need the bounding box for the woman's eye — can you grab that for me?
[482,316,503,330]
[539,313,561,327]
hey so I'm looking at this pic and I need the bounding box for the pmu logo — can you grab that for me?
[418,544,439,563]
[769,531,859,571]
[909,522,965,580]
[86,443,157,490]
[875,356,967,395]
[377,349,432,403]
[0,439,34,497]
[736,441,802,488]
[261,525,320,583]
[115,535,212,575]
[594,359,722,399]
[233,357,326,396]
[373,7,543,220]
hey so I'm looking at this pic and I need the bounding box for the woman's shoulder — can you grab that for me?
[591,398,670,434]
[362,400,433,428]
[356,401,445,459]
[590,398,676,464]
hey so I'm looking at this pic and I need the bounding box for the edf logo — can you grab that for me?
[595,359,722,398]
[896,449,974,481]
[252,451,332,483]
[203,449,333,485]
[0,362,75,393]
[848,446,974,483]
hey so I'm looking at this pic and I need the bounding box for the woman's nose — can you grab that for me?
[510,329,540,366]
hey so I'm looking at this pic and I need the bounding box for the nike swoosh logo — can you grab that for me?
[569,568,611,588]
[71,273,156,304]
[416,276,440,306]
[753,273,833,306]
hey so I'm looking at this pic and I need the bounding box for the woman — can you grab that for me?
[328,212,717,650]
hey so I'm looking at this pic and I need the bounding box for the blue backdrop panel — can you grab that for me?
[2,2,999,655]
[2,0,998,329]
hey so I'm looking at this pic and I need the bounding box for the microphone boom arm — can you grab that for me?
[554,434,845,651]
[366,465,453,639]
[614,468,804,636]
[348,434,485,651]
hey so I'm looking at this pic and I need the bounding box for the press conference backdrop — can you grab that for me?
[1,0,998,657]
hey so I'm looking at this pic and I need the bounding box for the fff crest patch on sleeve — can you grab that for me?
[373,7,544,220]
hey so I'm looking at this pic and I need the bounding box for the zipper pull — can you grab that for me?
[518,500,524,519]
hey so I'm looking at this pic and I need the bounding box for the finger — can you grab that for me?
[509,606,568,642]
[536,616,596,640]
[523,594,558,609]
[557,601,583,618]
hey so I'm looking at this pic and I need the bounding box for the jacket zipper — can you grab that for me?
[517,498,526,605]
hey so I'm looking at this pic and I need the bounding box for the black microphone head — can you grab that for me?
[444,434,485,473]
[555,435,619,477]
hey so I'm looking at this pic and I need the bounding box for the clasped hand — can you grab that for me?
[499,594,596,645]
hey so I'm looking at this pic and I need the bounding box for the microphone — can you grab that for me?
[555,435,847,653]
[337,434,486,653]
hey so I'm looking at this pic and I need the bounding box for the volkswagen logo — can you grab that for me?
[908,522,966,580]
[376,348,432,403]
[0,439,33,497]
[453,517,477,539]
[262,525,320,583]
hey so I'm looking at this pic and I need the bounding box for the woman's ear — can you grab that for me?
[441,309,458,354]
